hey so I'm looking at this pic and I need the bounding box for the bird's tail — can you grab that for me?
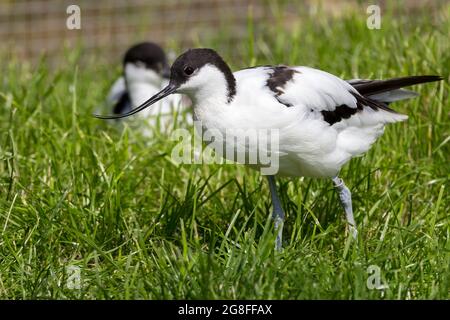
[348,75,443,104]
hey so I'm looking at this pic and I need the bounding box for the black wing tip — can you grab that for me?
[353,75,443,96]
[414,75,444,82]
[389,75,444,85]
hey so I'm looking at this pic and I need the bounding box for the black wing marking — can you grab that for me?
[320,75,442,126]
[266,66,300,107]
[321,93,400,126]
[321,104,360,125]
[266,66,299,96]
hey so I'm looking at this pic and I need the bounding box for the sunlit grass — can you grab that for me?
[0,4,448,299]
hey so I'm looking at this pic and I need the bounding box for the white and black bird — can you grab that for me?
[96,48,442,250]
[102,42,186,134]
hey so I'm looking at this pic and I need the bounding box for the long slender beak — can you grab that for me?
[93,83,178,119]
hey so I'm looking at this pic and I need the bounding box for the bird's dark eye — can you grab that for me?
[184,66,194,75]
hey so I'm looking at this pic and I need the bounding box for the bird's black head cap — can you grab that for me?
[123,42,169,75]
[170,48,236,102]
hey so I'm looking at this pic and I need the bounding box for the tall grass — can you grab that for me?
[0,4,448,299]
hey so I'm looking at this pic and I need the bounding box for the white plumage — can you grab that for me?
[190,65,407,177]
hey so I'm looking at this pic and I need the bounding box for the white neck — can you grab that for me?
[124,62,162,88]
[178,65,232,118]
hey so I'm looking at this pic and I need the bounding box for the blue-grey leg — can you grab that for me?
[267,175,285,251]
[332,176,358,239]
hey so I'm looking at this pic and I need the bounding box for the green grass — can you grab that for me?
[0,4,449,299]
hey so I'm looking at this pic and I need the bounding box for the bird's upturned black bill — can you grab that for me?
[93,84,177,119]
